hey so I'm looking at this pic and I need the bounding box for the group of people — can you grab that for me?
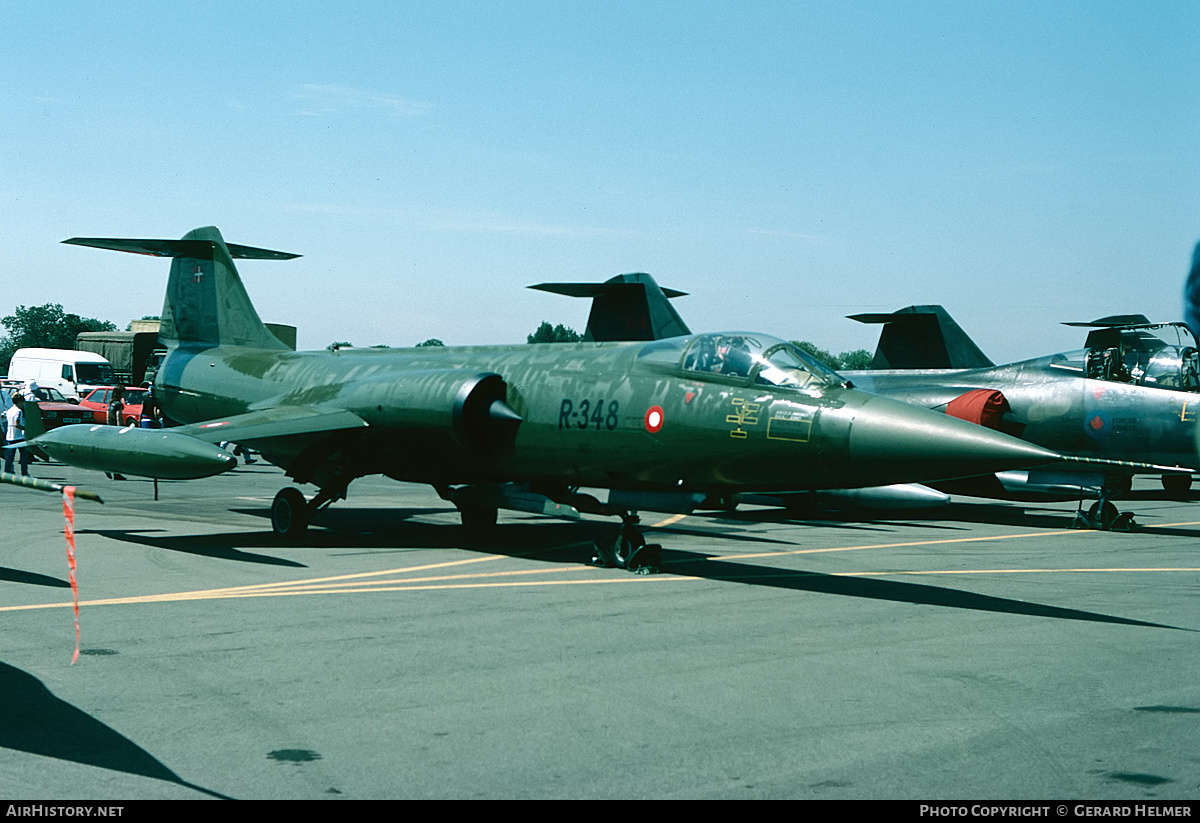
[2,380,53,476]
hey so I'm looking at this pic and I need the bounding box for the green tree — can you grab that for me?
[837,349,874,370]
[415,339,444,347]
[1,303,116,374]
[527,322,582,344]
[791,341,874,371]
[326,341,353,351]
[791,340,839,369]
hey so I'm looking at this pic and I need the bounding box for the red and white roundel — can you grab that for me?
[644,405,665,433]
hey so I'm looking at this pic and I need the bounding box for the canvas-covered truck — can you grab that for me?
[6,348,117,401]
[75,330,164,386]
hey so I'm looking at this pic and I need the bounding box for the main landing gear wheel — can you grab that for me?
[271,487,309,537]
[589,514,662,574]
[1073,498,1136,531]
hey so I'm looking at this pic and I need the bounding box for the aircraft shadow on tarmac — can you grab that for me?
[0,661,230,799]
[77,529,311,568]
[701,501,1081,531]
[702,498,1200,536]
[79,504,1192,632]
[80,504,795,562]
[0,567,71,589]
[653,550,1190,632]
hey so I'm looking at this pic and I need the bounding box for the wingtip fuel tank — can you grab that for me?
[33,425,237,480]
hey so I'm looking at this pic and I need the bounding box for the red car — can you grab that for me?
[22,387,96,430]
[79,387,146,427]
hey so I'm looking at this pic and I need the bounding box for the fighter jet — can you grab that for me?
[844,306,1199,529]
[35,226,1062,569]
[530,274,958,512]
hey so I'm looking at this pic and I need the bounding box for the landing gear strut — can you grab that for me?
[270,479,353,537]
[589,514,662,573]
[459,504,498,536]
[1071,488,1136,531]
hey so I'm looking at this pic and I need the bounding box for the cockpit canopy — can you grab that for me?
[1054,322,1200,392]
[638,332,847,394]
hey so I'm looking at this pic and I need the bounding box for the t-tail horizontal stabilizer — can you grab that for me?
[529,273,691,342]
[63,226,299,350]
[61,237,300,261]
[848,305,993,370]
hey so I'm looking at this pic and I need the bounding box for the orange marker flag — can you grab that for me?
[63,486,80,665]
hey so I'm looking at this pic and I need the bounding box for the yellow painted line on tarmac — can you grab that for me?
[6,516,1200,613]
[221,564,592,594]
[0,569,695,611]
[837,567,1200,577]
[204,553,508,594]
[706,529,1092,561]
[698,519,1200,562]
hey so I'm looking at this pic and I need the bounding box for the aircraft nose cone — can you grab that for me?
[846,394,1058,484]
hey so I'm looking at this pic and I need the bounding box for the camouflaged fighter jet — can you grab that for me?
[530,273,957,512]
[37,226,1063,569]
[844,306,1199,529]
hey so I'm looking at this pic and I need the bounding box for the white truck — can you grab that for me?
[6,348,118,401]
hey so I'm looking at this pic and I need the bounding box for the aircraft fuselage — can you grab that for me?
[851,355,1199,470]
[156,338,1056,495]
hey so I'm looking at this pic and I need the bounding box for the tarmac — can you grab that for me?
[0,458,1197,800]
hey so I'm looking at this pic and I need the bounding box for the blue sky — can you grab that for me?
[1,1,1197,361]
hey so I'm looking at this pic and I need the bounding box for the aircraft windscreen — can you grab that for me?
[754,344,843,392]
[676,333,842,392]
[635,337,689,366]
[1050,351,1087,373]
[1140,346,1199,390]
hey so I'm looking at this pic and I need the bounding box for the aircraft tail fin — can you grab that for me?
[63,227,299,350]
[528,273,691,341]
[848,305,994,369]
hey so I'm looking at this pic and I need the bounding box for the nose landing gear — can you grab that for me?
[1071,485,1136,531]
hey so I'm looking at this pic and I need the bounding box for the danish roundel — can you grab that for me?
[644,405,664,433]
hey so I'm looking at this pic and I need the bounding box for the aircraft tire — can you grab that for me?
[1162,474,1192,495]
[272,487,309,537]
[1088,500,1119,530]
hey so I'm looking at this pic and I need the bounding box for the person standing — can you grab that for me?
[4,394,30,476]
[140,389,161,428]
[106,386,126,426]
[0,389,11,456]
[105,387,128,479]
